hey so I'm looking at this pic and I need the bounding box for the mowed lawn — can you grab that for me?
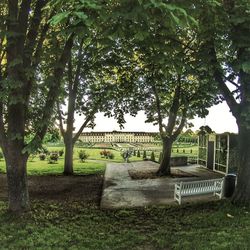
[0,144,199,175]
[0,147,143,175]
[0,200,249,249]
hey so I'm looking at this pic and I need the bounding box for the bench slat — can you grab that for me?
[174,178,224,204]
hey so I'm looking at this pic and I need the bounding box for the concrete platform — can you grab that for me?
[100,161,224,209]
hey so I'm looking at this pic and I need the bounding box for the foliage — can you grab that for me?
[121,150,133,162]
[39,153,46,161]
[78,150,89,162]
[150,151,156,162]
[43,128,61,144]
[137,150,141,158]
[100,150,114,160]
[48,152,59,164]
[58,149,64,157]
[28,154,36,162]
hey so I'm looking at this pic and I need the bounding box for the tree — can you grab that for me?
[57,37,117,175]
[98,0,218,176]
[197,0,250,204]
[123,22,217,175]
[0,0,101,213]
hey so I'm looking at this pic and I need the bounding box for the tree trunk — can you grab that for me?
[157,138,173,176]
[5,148,29,213]
[231,123,250,205]
[63,135,74,175]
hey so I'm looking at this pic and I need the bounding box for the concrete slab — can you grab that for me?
[101,161,224,209]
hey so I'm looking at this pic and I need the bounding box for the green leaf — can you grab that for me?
[73,12,88,21]
[170,12,180,25]
[242,62,250,73]
[50,12,70,25]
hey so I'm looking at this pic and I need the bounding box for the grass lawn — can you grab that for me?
[0,155,106,176]
[0,143,199,175]
[0,147,143,175]
[0,200,249,249]
[0,145,249,249]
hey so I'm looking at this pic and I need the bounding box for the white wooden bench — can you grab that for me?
[174,178,224,205]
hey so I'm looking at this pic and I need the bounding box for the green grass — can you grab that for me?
[0,156,105,176]
[0,200,249,249]
[0,147,143,175]
[0,144,199,176]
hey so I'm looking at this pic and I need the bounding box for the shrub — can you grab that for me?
[39,153,46,161]
[150,151,156,162]
[133,150,136,156]
[48,152,59,164]
[107,152,114,159]
[29,154,36,162]
[121,150,132,162]
[100,150,114,159]
[100,150,105,157]
[137,150,141,157]
[78,150,89,162]
[58,149,64,157]
[143,150,147,159]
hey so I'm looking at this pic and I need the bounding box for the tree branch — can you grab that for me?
[172,109,187,141]
[73,39,84,88]
[223,75,240,89]
[23,0,48,68]
[213,66,239,117]
[57,102,65,137]
[72,115,93,144]
[152,82,164,136]
[209,45,239,117]
[27,33,74,148]
[17,0,31,53]
[166,78,181,135]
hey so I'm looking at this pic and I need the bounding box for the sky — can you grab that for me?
[75,101,238,134]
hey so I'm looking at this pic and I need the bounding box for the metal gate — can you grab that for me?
[214,134,229,174]
[198,134,208,167]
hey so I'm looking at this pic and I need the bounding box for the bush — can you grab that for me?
[39,153,46,161]
[107,152,114,159]
[137,150,141,157]
[150,151,156,162]
[143,150,147,159]
[48,152,59,164]
[29,154,36,162]
[100,150,114,159]
[121,150,132,162]
[58,149,64,157]
[78,150,89,162]
[133,150,136,156]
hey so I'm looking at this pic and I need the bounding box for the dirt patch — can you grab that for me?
[129,169,197,180]
[0,174,103,205]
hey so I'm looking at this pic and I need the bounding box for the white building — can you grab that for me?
[79,131,157,143]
